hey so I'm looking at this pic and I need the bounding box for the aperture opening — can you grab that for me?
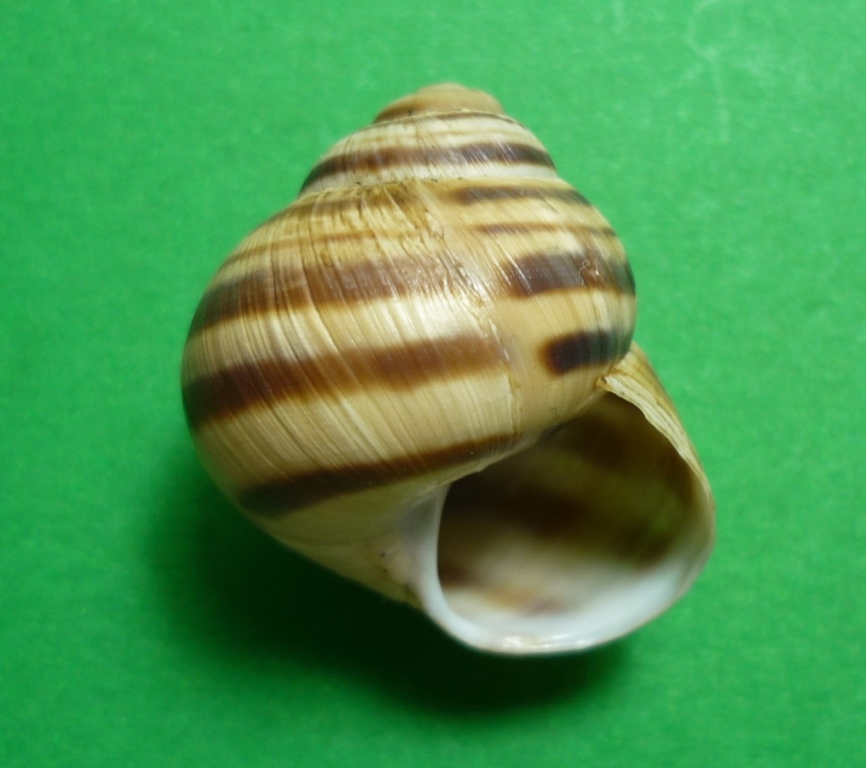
[435,392,712,650]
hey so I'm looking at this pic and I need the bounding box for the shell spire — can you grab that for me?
[298,83,559,195]
[373,83,506,121]
[181,84,714,654]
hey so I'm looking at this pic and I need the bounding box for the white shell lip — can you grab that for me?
[399,442,714,655]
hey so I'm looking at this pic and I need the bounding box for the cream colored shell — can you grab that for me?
[181,84,715,654]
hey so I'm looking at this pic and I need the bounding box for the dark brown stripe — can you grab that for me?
[541,398,696,512]
[183,334,508,430]
[237,434,518,516]
[188,271,274,337]
[373,105,504,125]
[289,255,454,306]
[223,186,608,272]
[505,250,635,297]
[544,329,632,376]
[188,256,457,337]
[189,245,634,338]
[439,393,698,572]
[442,461,684,566]
[450,184,590,206]
[375,103,419,123]
[300,141,554,192]
[220,185,433,270]
[298,182,420,212]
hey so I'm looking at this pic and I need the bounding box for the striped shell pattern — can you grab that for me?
[181,84,714,654]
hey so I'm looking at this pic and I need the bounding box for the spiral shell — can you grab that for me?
[181,84,714,654]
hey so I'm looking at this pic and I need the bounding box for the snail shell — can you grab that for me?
[181,84,714,654]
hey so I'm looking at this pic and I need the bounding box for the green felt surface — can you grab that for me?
[2,1,865,765]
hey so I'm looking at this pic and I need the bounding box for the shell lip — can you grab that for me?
[399,476,715,656]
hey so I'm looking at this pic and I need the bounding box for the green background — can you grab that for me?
[3,1,864,765]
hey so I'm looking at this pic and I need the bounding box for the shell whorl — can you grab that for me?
[298,84,559,195]
[374,83,506,122]
[180,84,713,654]
[183,85,636,514]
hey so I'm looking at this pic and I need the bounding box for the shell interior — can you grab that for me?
[420,391,710,652]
